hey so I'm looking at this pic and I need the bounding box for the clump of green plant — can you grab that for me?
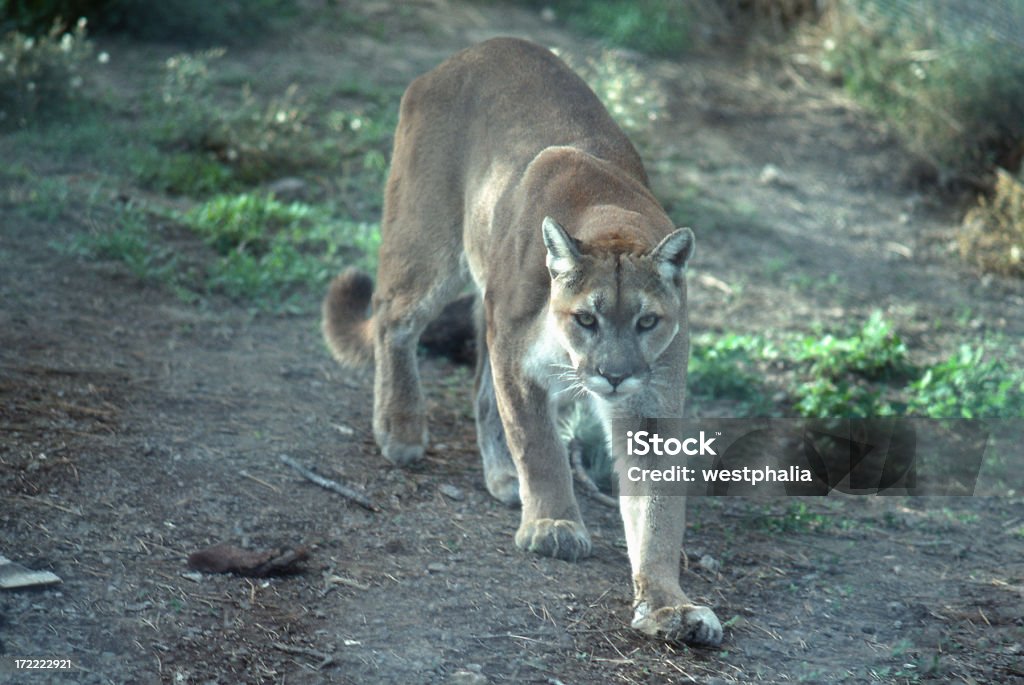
[0,18,101,128]
[817,2,1024,181]
[908,343,1024,418]
[790,311,909,379]
[794,376,889,418]
[787,311,907,417]
[959,168,1024,278]
[689,332,773,401]
[180,192,379,306]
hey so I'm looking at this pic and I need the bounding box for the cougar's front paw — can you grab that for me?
[631,602,723,647]
[514,518,591,561]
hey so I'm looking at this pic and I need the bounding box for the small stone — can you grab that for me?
[758,163,792,187]
[439,484,464,501]
[266,177,310,200]
[698,554,720,573]
[447,671,488,685]
[427,562,446,573]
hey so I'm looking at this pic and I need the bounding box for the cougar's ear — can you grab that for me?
[542,216,581,279]
[651,227,694,286]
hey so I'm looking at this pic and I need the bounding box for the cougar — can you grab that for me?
[323,37,722,646]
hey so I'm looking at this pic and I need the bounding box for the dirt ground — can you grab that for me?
[2,2,1023,684]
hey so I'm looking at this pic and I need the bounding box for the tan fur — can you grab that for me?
[322,38,722,646]
[322,268,374,367]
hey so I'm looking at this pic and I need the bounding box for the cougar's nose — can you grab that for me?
[598,367,629,388]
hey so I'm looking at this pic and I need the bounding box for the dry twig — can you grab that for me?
[279,454,380,512]
[272,642,334,669]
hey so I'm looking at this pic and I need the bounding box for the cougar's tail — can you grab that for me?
[322,268,375,367]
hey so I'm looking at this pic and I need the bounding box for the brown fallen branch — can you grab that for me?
[279,454,380,512]
[187,543,309,577]
[272,642,334,670]
[568,439,617,508]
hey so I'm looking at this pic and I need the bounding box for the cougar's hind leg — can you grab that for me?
[474,306,519,504]
[371,258,466,465]
[371,191,468,465]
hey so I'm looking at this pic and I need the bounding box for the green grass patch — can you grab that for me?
[13,175,72,222]
[133,150,237,196]
[178,192,379,308]
[65,193,380,311]
[64,204,181,286]
[792,376,889,418]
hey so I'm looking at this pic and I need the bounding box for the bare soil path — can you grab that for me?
[2,2,1022,683]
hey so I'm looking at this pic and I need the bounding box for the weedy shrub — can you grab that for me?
[149,49,396,197]
[156,49,322,187]
[959,168,1024,278]
[0,18,102,128]
[816,2,1024,183]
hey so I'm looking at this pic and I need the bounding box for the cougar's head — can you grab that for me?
[542,216,693,401]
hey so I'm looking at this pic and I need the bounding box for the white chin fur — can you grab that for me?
[585,376,643,398]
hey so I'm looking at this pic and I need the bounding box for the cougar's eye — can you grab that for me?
[574,311,597,329]
[637,314,659,331]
